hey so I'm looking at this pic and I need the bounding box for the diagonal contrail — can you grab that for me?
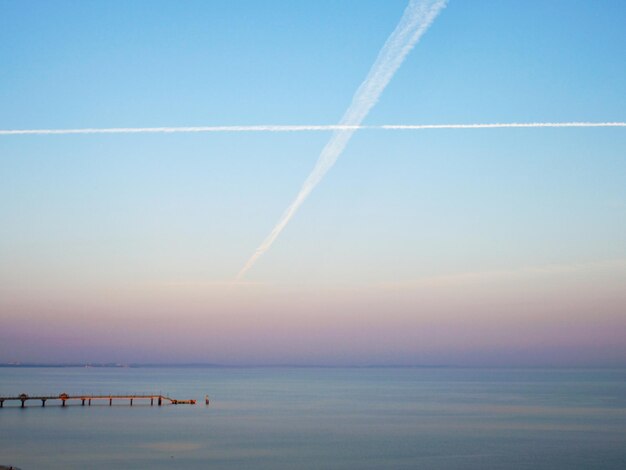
[236,0,448,280]
[1,122,625,135]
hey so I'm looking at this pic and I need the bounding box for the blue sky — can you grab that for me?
[1,0,625,365]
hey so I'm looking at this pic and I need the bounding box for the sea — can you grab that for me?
[1,367,625,469]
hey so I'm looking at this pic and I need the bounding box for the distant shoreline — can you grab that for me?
[0,363,452,369]
[1,363,624,370]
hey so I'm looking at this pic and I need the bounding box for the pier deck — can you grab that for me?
[0,393,196,408]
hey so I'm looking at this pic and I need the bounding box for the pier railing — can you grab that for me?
[0,393,197,408]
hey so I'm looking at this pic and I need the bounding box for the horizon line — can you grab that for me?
[1,362,625,369]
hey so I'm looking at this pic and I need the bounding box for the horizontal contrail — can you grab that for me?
[1,122,624,135]
[0,125,362,135]
[380,122,626,129]
[236,0,448,280]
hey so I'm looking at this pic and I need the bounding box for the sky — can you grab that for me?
[1,0,625,366]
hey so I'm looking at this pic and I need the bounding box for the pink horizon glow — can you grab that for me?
[2,260,625,366]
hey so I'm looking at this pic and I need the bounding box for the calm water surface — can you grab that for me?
[1,367,625,469]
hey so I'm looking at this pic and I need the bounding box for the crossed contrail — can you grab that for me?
[2,1,623,281]
[236,0,448,280]
[1,122,625,135]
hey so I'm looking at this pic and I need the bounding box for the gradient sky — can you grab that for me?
[1,0,625,366]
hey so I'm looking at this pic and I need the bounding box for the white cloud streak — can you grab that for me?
[380,122,626,129]
[236,0,448,280]
[0,125,362,135]
[1,122,625,135]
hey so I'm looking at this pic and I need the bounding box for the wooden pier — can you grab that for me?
[0,393,196,408]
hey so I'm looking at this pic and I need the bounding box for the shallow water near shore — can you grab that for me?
[1,367,626,469]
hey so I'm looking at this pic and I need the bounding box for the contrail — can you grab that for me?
[380,122,626,129]
[236,0,448,280]
[1,122,625,135]
[0,125,362,135]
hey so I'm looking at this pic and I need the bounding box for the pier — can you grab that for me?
[0,393,196,408]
